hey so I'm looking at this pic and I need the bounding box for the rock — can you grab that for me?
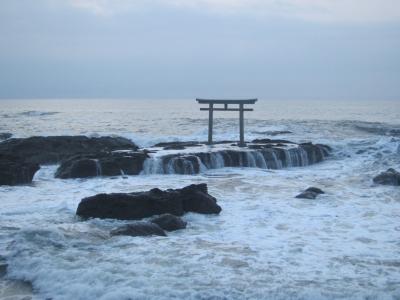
[181,184,222,214]
[252,138,295,144]
[153,141,202,150]
[55,151,148,179]
[76,183,221,220]
[305,187,325,194]
[0,154,40,186]
[373,168,400,186]
[0,132,12,141]
[295,187,325,199]
[0,136,138,165]
[295,191,318,199]
[110,222,166,237]
[151,214,187,231]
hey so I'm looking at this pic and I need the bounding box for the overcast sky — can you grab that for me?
[0,0,399,100]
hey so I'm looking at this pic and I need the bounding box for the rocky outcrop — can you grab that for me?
[144,142,331,175]
[0,136,138,165]
[55,151,148,179]
[0,133,12,141]
[373,168,400,186]
[76,184,221,220]
[295,187,325,199]
[151,214,187,231]
[0,154,40,186]
[110,222,166,237]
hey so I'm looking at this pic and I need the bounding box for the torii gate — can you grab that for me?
[196,98,258,147]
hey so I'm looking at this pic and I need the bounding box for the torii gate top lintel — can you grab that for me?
[196,98,258,147]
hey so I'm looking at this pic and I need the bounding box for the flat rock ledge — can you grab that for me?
[76,183,221,220]
[58,139,331,178]
[373,168,400,186]
[0,135,138,165]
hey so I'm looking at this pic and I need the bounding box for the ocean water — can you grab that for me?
[0,99,400,300]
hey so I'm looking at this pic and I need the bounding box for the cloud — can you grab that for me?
[68,0,400,22]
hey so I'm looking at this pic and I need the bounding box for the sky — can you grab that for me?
[0,0,399,100]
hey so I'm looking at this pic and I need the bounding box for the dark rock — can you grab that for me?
[295,191,318,199]
[373,168,400,186]
[252,138,295,144]
[110,222,166,237]
[0,136,138,165]
[76,183,221,220]
[305,187,325,194]
[252,130,292,136]
[0,154,40,186]
[55,151,148,179]
[151,214,187,231]
[153,141,202,149]
[181,184,222,214]
[0,132,12,141]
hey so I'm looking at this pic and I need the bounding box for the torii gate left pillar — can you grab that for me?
[196,98,258,147]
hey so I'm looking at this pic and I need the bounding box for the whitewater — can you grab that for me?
[1,99,400,300]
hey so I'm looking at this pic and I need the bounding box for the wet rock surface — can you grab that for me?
[295,187,325,199]
[0,136,138,165]
[55,151,148,179]
[0,154,40,186]
[151,214,187,232]
[76,183,221,220]
[0,132,12,141]
[373,168,400,186]
[110,222,167,237]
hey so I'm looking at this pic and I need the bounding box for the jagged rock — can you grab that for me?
[295,187,325,199]
[76,183,221,220]
[0,132,12,141]
[373,168,400,186]
[55,151,148,179]
[110,222,166,237]
[0,154,40,186]
[151,214,187,231]
[0,136,138,165]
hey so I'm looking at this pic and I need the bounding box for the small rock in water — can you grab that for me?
[295,187,325,199]
[151,214,187,232]
[373,168,400,186]
[305,187,325,194]
[110,222,167,237]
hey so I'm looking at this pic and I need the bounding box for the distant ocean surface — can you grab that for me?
[1,99,400,299]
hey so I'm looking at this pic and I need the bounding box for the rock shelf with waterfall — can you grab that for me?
[53,138,331,179]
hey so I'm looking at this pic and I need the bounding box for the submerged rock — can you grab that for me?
[373,168,400,186]
[0,136,138,165]
[55,151,148,179]
[110,222,166,237]
[76,183,221,220]
[151,214,187,231]
[295,187,325,199]
[0,154,40,186]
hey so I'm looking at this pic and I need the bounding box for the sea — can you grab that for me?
[0,99,399,300]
